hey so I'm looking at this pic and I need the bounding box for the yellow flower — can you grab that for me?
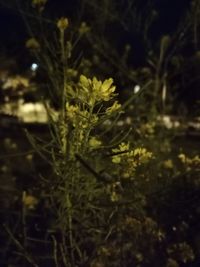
[178,153,200,171]
[22,191,38,210]
[163,159,173,169]
[32,0,47,11]
[112,142,130,163]
[79,75,116,105]
[79,21,90,35]
[133,147,153,163]
[66,103,79,120]
[57,17,69,31]
[97,78,116,101]
[118,142,130,152]
[106,101,121,115]
[89,137,102,149]
[140,122,155,136]
[111,143,152,169]
[178,153,186,163]
[26,38,40,50]
[112,155,121,164]
[66,103,98,132]
[66,68,78,78]
[110,191,120,202]
[79,75,91,90]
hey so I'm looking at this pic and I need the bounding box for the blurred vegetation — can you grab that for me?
[0,0,200,267]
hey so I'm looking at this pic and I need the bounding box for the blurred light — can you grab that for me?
[134,85,140,94]
[31,63,38,71]
[4,96,9,102]
[162,84,167,102]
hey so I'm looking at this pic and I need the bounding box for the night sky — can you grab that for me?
[0,0,191,48]
[0,0,199,109]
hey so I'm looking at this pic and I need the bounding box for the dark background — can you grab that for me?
[0,0,199,111]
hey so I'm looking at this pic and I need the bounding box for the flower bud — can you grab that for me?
[57,17,69,31]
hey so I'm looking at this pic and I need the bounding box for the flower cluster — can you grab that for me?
[59,76,122,156]
[62,102,104,155]
[78,75,117,106]
[111,142,153,179]
[139,121,156,137]
[178,153,200,171]
[66,103,98,129]
[112,143,152,164]
[105,101,121,115]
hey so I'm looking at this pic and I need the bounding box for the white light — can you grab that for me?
[134,85,140,94]
[31,63,38,71]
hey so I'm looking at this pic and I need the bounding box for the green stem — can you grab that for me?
[60,29,67,116]
[66,193,75,266]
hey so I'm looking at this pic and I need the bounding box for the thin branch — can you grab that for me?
[52,235,59,267]
[3,224,39,267]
